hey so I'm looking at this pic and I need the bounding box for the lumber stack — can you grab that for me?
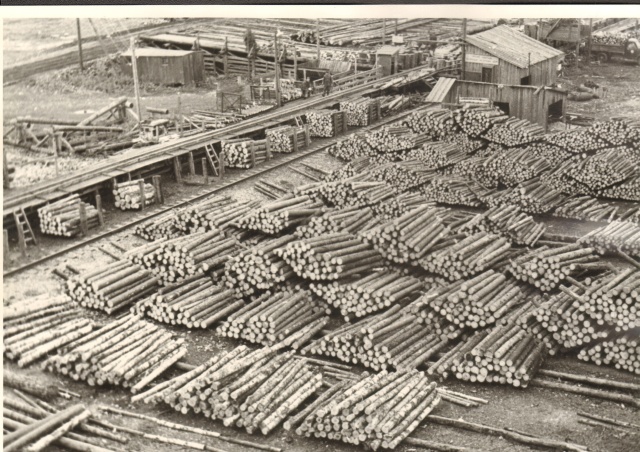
[553,195,620,223]
[507,244,601,292]
[275,232,385,281]
[340,98,380,126]
[419,176,483,207]
[419,231,515,281]
[224,235,297,297]
[459,204,546,246]
[309,270,423,321]
[37,194,100,237]
[3,295,94,368]
[483,147,552,187]
[566,147,637,192]
[66,260,160,314]
[217,289,329,348]
[307,109,347,138]
[266,125,309,154]
[136,346,322,435]
[578,329,640,374]
[133,275,244,329]
[295,205,381,238]
[43,314,186,392]
[327,133,374,161]
[453,107,507,138]
[481,118,544,146]
[579,221,640,257]
[403,108,458,140]
[223,139,269,169]
[361,205,451,265]
[372,192,434,220]
[234,195,325,234]
[113,180,156,210]
[135,212,183,241]
[177,197,258,235]
[294,369,441,449]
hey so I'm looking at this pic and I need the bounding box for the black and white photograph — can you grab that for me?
[2,4,639,452]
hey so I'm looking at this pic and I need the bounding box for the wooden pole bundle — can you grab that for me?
[553,195,620,223]
[293,369,441,450]
[459,204,546,247]
[113,180,155,210]
[523,141,574,167]
[295,205,381,239]
[483,147,552,187]
[402,107,459,141]
[340,98,380,127]
[565,147,636,192]
[419,175,483,207]
[307,110,347,138]
[135,346,322,435]
[327,133,374,161]
[507,243,601,292]
[217,288,329,348]
[177,196,258,235]
[366,160,436,192]
[419,231,516,281]
[235,194,326,234]
[224,234,297,297]
[134,211,182,241]
[38,194,100,237]
[308,269,423,321]
[364,126,427,154]
[579,220,640,257]
[486,177,566,215]
[275,232,385,281]
[266,125,310,154]
[481,117,544,146]
[133,274,244,329]
[371,192,434,220]
[43,314,187,392]
[452,107,508,138]
[296,178,395,209]
[324,156,373,182]
[66,260,160,314]
[597,175,640,202]
[577,328,639,374]
[406,142,467,170]
[223,138,269,169]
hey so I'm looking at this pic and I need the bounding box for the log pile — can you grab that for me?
[459,204,546,246]
[135,212,182,241]
[483,148,552,187]
[553,195,619,223]
[133,275,244,329]
[327,133,375,161]
[307,110,347,138]
[340,98,380,127]
[419,176,483,207]
[453,107,507,138]
[371,192,433,220]
[419,231,515,281]
[113,180,156,210]
[402,108,458,140]
[37,194,100,237]
[486,177,566,214]
[223,139,269,169]
[578,329,639,374]
[524,141,574,167]
[308,269,423,321]
[565,147,637,192]
[295,205,381,238]
[275,232,385,281]
[593,32,635,45]
[176,196,258,235]
[136,346,322,435]
[366,160,435,192]
[481,118,544,146]
[293,369,441,449]
[297,179,396,209]
[324,155,372,181]
[217,289,329,347]
[234,195,325,234]
[266,125,309,154]
[507,244,601,292]
[579,221,640,257]
[3,295,94,368]
[66,260,160,314]
[598,175,640,202]
[43,314,186,392]
[406,142,467,169]
[365,126,428,153]
[224,235,297,297]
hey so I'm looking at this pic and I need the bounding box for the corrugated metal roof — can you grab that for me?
[121,48,197,58]
[465,25,564,69]
[426,77,456,103]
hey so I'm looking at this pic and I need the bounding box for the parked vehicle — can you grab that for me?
[591,38,640,64]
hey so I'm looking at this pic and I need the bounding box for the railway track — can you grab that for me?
[3,109,415,279]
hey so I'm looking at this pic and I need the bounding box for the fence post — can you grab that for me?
[95,193,104,227]
[152,175,163,204]
[174,157,182,183]
[202,158,209,184]
[79,202,88,236]
[138,179,146,210]
[188,151,196,176]
[250,142,256,168]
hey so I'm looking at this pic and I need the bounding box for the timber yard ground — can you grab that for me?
[3,17,640,452]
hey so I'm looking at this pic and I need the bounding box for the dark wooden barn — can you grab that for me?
[463,25,564,86]
[121,48,205,86]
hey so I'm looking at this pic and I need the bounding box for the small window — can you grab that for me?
[494,102,510,115]
[161,58,169,65]
[520,75,531,85]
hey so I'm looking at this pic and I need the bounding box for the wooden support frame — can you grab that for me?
[95,193,105,227]
[202,158,209,184]
[188,152,196,176]
[173,157,182,183]
[79,202,88,236]
[152,175,164,203]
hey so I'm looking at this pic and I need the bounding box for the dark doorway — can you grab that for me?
[494,102,510,115]
[481,67,493,82]
[520,75,531,85]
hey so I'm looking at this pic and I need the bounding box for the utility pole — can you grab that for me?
[274,31,281,107]
[461,18,467,80]
[76,19,84,71]
[130,37,143,127]
[537,18,542,41]
[587,18,593,64]
[382,19,386,45]
[576,20,581,68]
[316,19,320,61]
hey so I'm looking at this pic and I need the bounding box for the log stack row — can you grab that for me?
[38,194,100,237]
[406,142,467,169]
[365,126,427,154]
[366,160,435,192]
[295,205,381,238]
[486,177,566,214]
[371,192,433,220]
[307,109,348,138]
[402,108,458,140]
[481,118,544,147]
[340,98,380,127]
[579,221,640,258]
[578,329,639,374]
[453,107,507,138]
[459,204,546,246]
[483,147,552,187]
[113,180,156,210]
[135,212,182,241]
[266,125,309,154]
[223,139,270,169]
[327,133,374,161]
[234,195,325,234]
[297,179,395,209]
[553,195,619,223]
[177,196,258,235]
[419,176,483,207]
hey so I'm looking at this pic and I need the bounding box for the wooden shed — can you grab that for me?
[376,45,401,77]
[463,25,564,86]
[427,77,567,131]
[120,48,205,86]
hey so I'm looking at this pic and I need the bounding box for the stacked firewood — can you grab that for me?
[593,33,634,45]
[293,369,441,449]
[309,269,423,321]
[234,195,325,234]
[553,195,619,223]
[327,133,374,161]
[579,221,640,257]
[43,314,186,392]
[578,330,639,374]
[266,125,308,154]
[217,289,329,348]
[307,110,347,137]
[295,206,380,238]
[113,180,156,210]
[372,192,433,220]
[403,107,458,140]
[136,346,322,435]
[38,194,100,237]
[223,139,269,169]
[361,205,451,265]
[3,295,94,368]
[483,148,552,187]
[135,212,182,241]
[507,244,601,292]
[280,79,304,102]
[419,176,483,207]
[66,260,160,314]
[459,204,546,246]
[486,177,566,214]
[481,118,544,146]
[419,231,515,281]
[133,275,243,329]
[453,107,507,137]
[275,232,385,281]
[127,232,239,285]
[177,197,258,235]
[224,235,296,297]
[340,98,380,126]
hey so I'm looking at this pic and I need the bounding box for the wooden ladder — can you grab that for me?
[205,143,224,178]
[294,116,304,128]
[13,208,37,255]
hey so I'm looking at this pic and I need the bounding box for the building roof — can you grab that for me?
[465,25,564,69]
[425,77,456,103]
[377,45,401,56]
[121,47,197,58]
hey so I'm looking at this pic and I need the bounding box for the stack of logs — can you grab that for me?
[372,192,433,220]
[340,98,380,127]
[266,125,309,154]
[579,221,640,257]
[403,107,458,140]
[66,260,160,314]
[553,195,619,223]
[176,197,258,235]
[135,212,182,241]
[459,204,546,246]
[113,180,156,210]
[234,195,325,234]
[223,139,270,169]
[578,329,639,374]
[295,206,381,238]
[327,133,373,161]
[307,110,347,138]
[453,107,507,138]
[38,194,100,237]
[486,178,566,214]
[419,176,482,207]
